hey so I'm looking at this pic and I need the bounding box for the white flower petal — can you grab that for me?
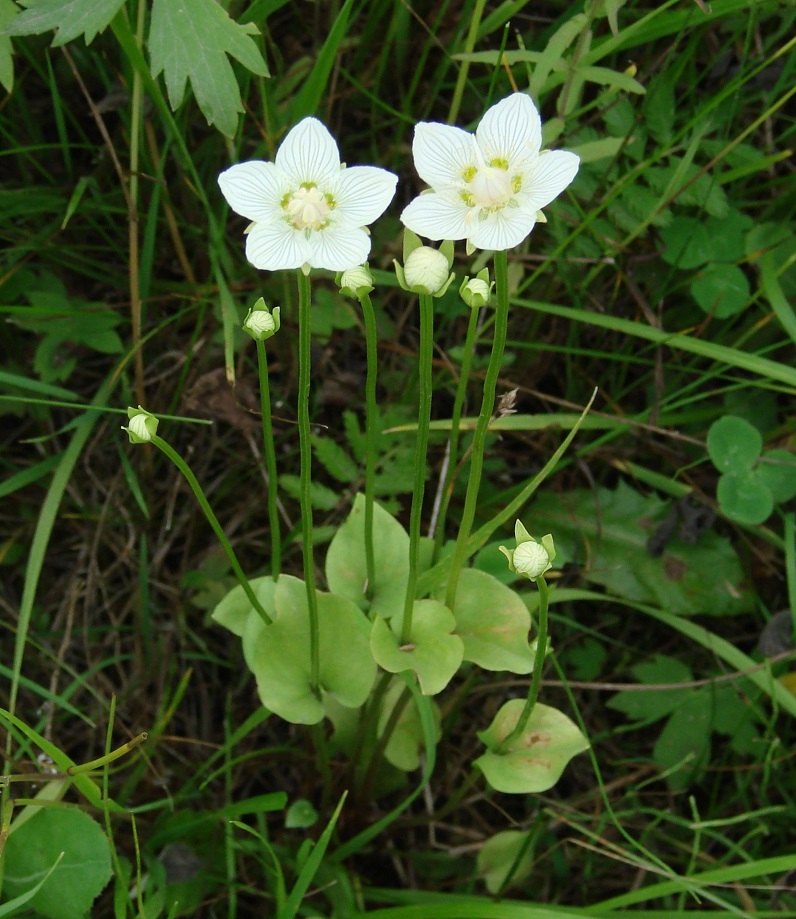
[307,225,371,271]
[523,150,580,211]
[218,161,285,222]
[275,117,341,186]
[412,122,480,188]
[400,191,469,241]
[333,165,397,227]
[469,207,537,251]
[477,93,542,166]
[245,221,311,271]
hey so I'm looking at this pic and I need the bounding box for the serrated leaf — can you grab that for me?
[2,0,125,46]
[653,691,712,792]
[644,70,675,146]
[2,808,112,919]
[608,654,693,722]
[149,0,269,137]
[279,474,340,510]
[313,434,359,484]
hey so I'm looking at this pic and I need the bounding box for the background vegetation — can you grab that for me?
[1,0,795,916]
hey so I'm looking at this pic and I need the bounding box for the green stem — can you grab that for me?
[432,303,480,562]
[153,435,272,626]
[400,293,435,644]
[359,293,378,603]
[448,0,488,124]
[255,339,281,581]
[445,250,510,610]
[497,576,549,751]
[297,270,321,697]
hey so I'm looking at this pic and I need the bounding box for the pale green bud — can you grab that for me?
[403,246,451,295]
[499,521,556,583]
[337,264,374,298]
[122,405,158,444]
[243,298,280,341]
[460,269,492,308]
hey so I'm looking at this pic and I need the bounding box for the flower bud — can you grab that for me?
[402,246,451,295]
[122,405,158,444]
[499,521,556,583]
[243,297,280,341]
[460,269,492,308]
[337,264,374,298]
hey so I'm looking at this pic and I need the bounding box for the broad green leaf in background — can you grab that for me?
[707,415,762,474]
[2,0,124,45]
[528,482,752,615]
[716,470,773,525]
[757,449,796,504]
[149,0,269,137]
[690,263,750,318]
[0,0,17,91]
[2,808,112,919]
[659,216,713,269]
[477,829,536,894]
[607,654,693,723]
[377,677,442,771]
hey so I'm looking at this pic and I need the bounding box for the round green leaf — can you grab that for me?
[212,576,276,637]
[438,568,536,673]
[477,829,536,895]
[326,494,409,619]
[757,448,796,504]
[285,799,318,829]
[377,677,442,771]
[246,576,376,723]
[659,217,712,269]
[474,699,589,794]
[2,808,112,919]
[717,471,773,525]
[690,263,750,317]
[706,415,762,474]
[370,599,463,695]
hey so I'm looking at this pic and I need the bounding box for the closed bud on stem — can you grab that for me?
[337,264,374,298]
[122,405,159,444]
[243,297,280,341]
[460,269,492,308]
[499,520,556,583]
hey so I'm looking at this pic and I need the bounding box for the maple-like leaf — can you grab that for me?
[149,0,269,136]
[2,0,125,46]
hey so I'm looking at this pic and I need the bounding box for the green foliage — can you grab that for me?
[529,481,752,615]
[475,700,590,794]
[2,808,112,918]
[707,415,796,524]
[608,655,762,792]
[477,829,536,895]
[149,0,269,136]
[3,0,125,46]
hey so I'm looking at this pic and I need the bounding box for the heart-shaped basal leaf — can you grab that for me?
[442,568,536,673]
[212,576,277,636]
[371,599,463,695]
[245,576,376,723]
[2,808,112,919]
[477,829,536,895]
[707,415,762,475]
[377,676,442,771]
[326,494,409,619]
[475,699,589,794]
[717,470,773,525]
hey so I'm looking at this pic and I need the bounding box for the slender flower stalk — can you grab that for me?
[358,292,378,601]
[400,291,435,643]
[255,338,281,580]
[152,435,272,626]
[297,270,321,696]
[496,575,549,751]
[444,250,510,609]
[431,294,482,562]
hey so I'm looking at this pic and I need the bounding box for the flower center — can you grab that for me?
[468,166,513,209]
[285,185,331,230]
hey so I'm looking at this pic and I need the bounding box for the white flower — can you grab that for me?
[219,118,398,273]
[400,94,579,252]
